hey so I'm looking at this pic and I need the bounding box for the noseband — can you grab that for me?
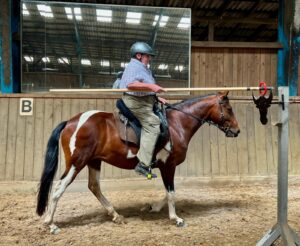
[166,98,231,135]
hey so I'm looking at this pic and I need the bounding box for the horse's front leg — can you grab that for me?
[167,190,185,227]
[160,165,186,227]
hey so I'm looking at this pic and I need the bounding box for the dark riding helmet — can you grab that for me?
[130,42,155,57]
[116,71,123,79]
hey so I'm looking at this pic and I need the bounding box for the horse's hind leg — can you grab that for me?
[44,164,79,232]
[88,164,124,224]
[142,194,167,212]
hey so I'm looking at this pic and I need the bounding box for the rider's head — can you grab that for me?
[130,42,155,66]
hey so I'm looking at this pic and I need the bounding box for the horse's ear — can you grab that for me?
[218,91,229,99]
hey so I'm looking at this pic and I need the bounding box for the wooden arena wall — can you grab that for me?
[2,46,299,182]
[191,46,278,96]
[2,95,300,182]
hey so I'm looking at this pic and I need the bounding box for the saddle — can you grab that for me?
[114,98,170,150]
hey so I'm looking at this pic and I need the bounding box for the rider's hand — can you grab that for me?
[158,97,167,104]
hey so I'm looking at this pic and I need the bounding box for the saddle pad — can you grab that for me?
[114,112,139,145]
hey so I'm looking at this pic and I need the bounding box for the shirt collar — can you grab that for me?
[130,58,148,68]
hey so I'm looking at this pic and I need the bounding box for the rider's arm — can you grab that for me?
[127,81,165,93]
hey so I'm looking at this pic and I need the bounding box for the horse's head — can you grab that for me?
[252,90,273,125]
[209,91,240,137]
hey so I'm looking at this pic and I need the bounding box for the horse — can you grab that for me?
[36,91,240,233]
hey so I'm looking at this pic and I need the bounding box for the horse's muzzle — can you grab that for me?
[225,128,240,138]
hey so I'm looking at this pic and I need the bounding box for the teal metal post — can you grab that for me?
[0,0,20,93]
[277,0,298,95]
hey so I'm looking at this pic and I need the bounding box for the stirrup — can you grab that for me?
[135,162,157,179]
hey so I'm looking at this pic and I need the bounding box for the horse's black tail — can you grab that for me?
[36,121,67,216]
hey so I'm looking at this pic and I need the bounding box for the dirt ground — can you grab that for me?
[1,180,300,246]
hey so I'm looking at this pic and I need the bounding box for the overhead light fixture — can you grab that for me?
[81,59,91,65]
[153,15,169,27]
[58,58,69,64]
[158,64,168,70]
[177,17,190,29]
[37,4,53,18]
[42,57,50,63]
[155,74,171,78]
[65,7,82,20]
[74,7,82,20]
[126,12,142,24]
[121,62,128,68]
[175,65,184,72]
[42,68,58,71]
[65,7,73,20]
[97,9,112,22]
[22,3,30,16]
[24,56,34,62]
[100,60,110,67]
[98,71,111,75]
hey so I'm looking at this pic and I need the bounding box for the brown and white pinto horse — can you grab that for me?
[36,91,240,233]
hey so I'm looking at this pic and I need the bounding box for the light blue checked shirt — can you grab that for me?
[119,58,156,96]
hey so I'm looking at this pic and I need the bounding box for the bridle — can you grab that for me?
[165,96,231,135]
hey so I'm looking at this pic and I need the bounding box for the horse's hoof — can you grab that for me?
[176,220,186,228]
[50,224,61,234]
[112,214,125,224]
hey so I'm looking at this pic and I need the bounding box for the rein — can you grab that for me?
[165,99,230,134]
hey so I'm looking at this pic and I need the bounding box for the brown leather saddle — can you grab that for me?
[114,112,139,144]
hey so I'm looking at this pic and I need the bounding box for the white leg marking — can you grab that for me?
[44,165,76,226]
[88,167,124,224]
[167,191,185,227]
[69,110,101,155]
[127,149,136,159]
[156,141,171,163]
[156,149,170,163]
[164,141,172,152]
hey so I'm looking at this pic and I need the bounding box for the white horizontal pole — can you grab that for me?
[49,87,274,93]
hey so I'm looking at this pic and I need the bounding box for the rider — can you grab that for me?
[119,42,167,179]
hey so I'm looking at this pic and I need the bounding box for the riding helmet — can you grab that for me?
[130,42,155,57]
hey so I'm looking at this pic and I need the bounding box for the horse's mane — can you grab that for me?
[168,94,215,110]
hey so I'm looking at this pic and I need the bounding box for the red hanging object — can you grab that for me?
[259,81,267,96]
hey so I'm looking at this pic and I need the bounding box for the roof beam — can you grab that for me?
[70,8,83,87]
[150,9,163,48]
[214,0,232,17]
[192,16,277,26]
[192,41,282,49]
[223,0,264,41]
